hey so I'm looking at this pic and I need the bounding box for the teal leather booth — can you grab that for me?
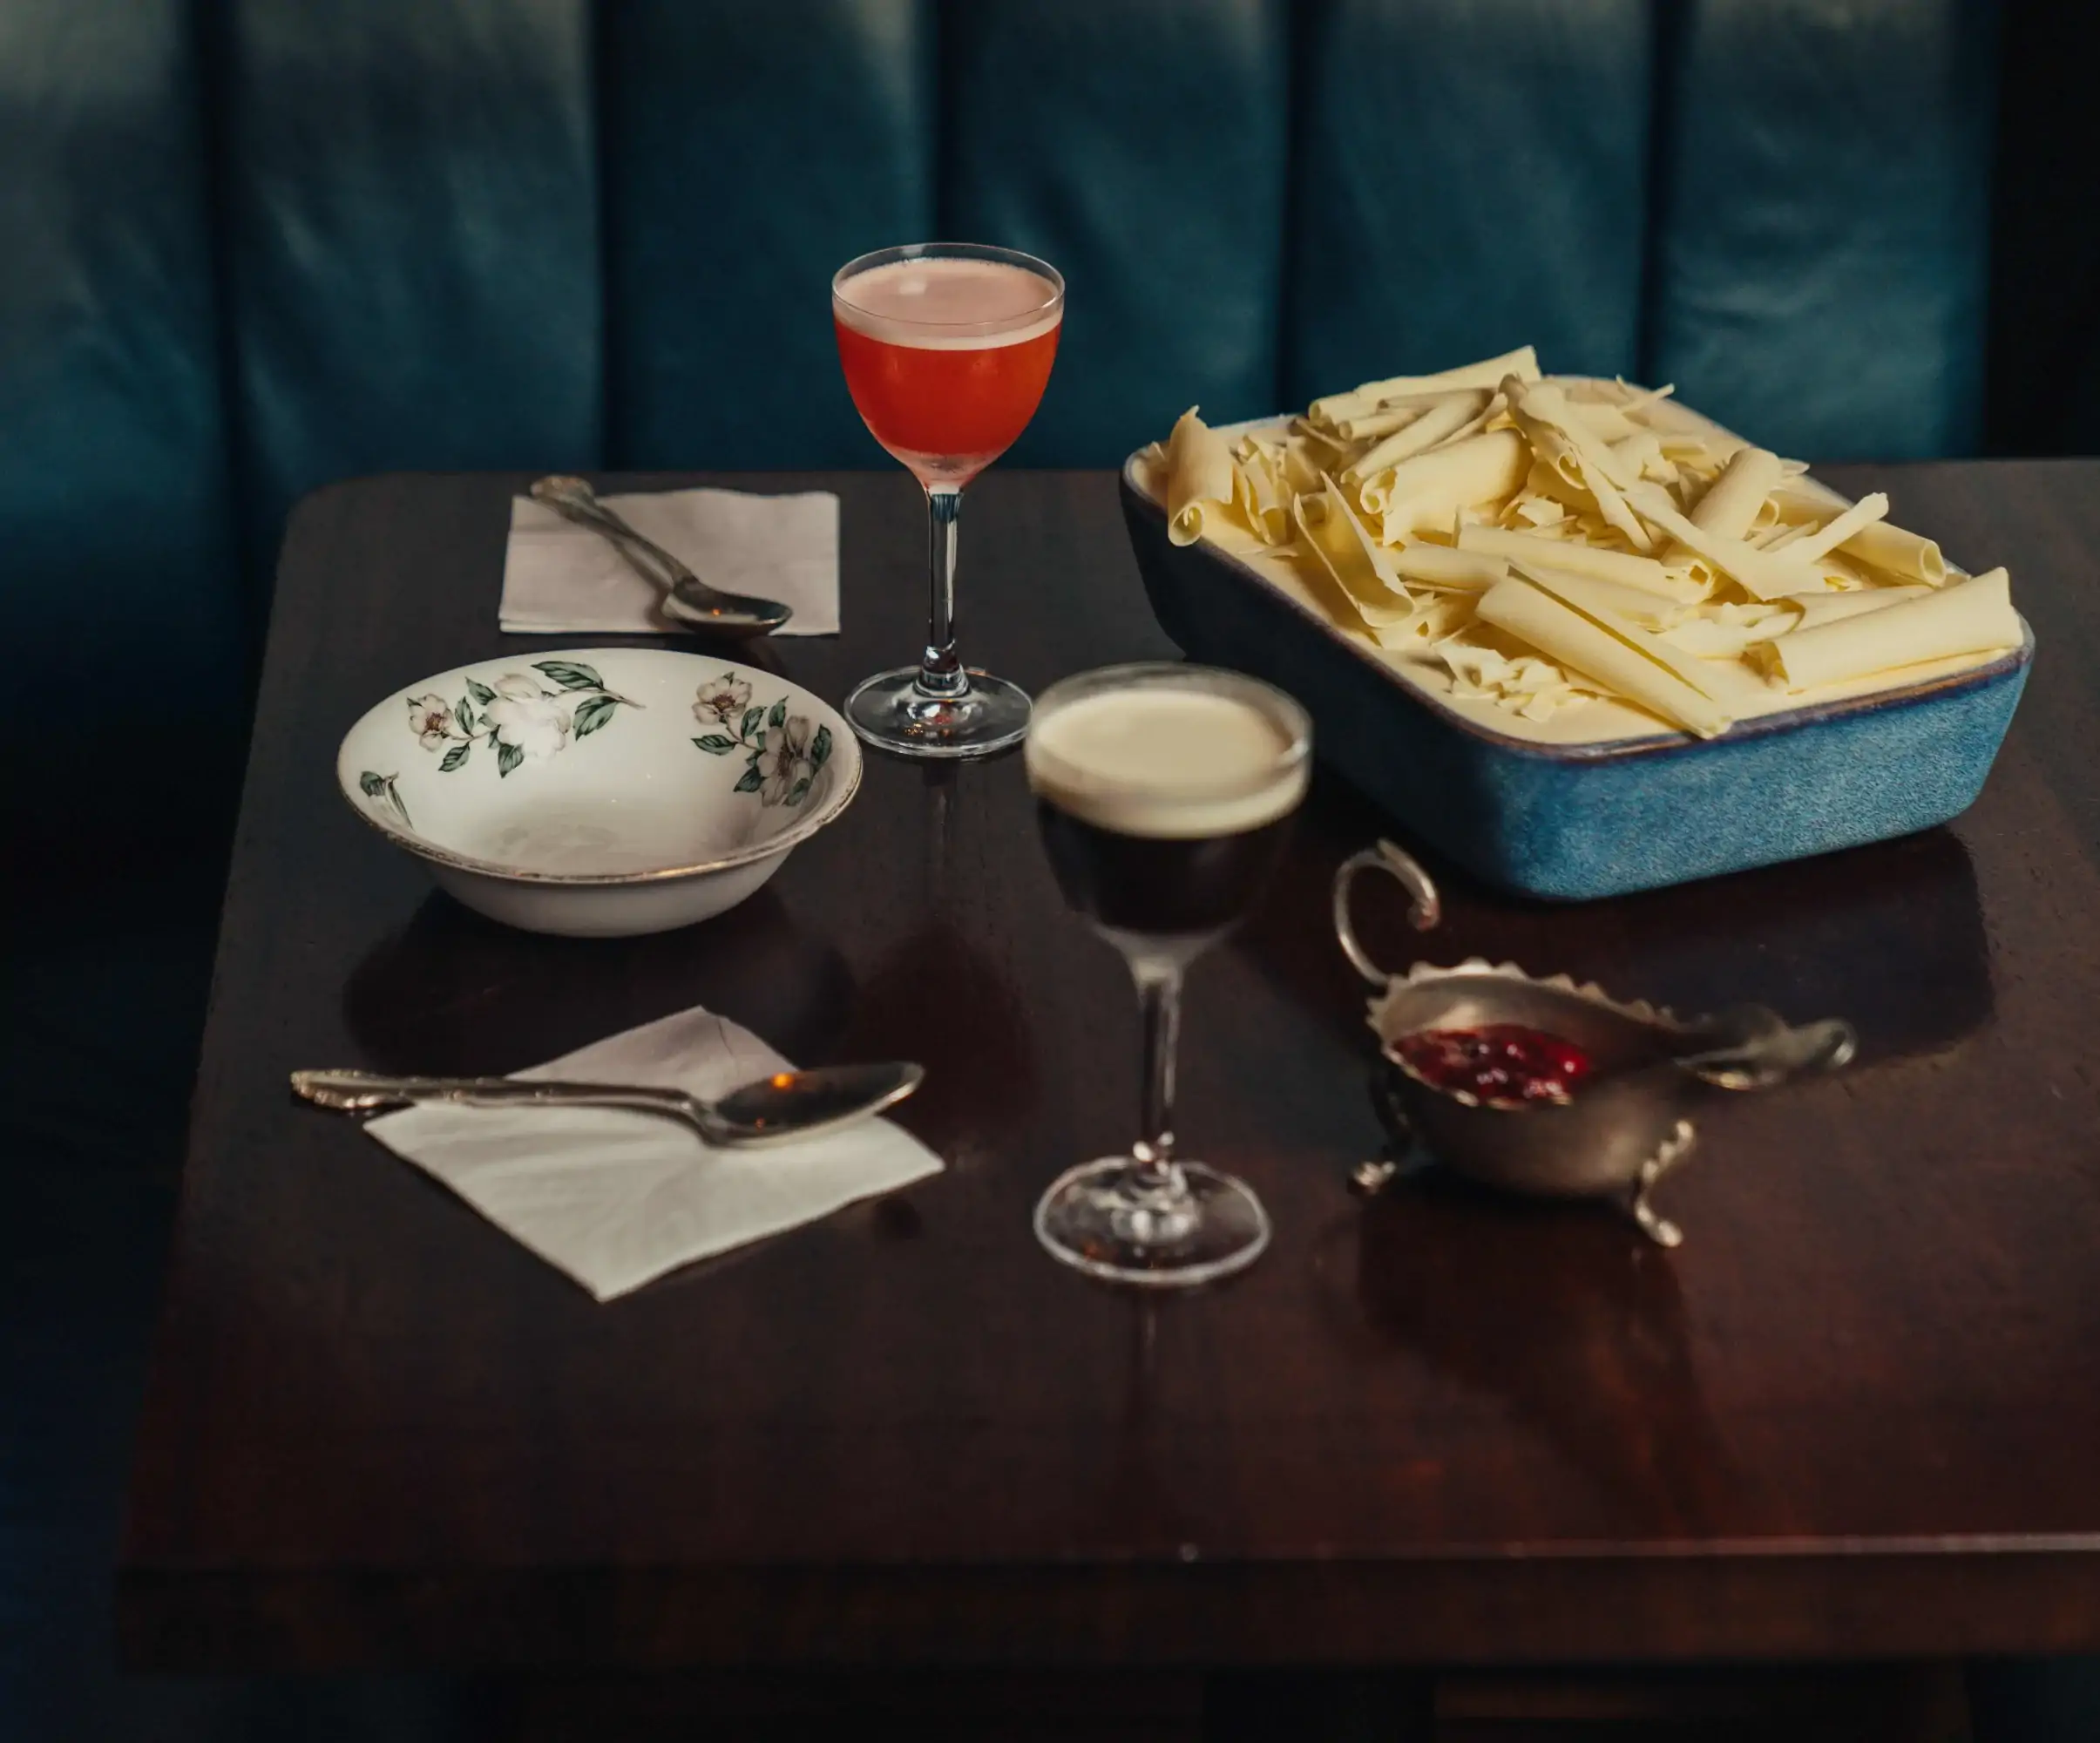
[5,3,2094,1737]
[9,0,2017,842]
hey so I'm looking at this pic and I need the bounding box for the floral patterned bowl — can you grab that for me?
[335,648,861,936]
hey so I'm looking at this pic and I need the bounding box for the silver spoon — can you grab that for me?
[291,1061,922,1147]
[528,474,795,638]
[1669,1017,1857,1092]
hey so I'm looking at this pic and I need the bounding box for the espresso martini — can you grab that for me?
[1025,663,1311,1287]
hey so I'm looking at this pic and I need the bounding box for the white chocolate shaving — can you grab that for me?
[1626,481,1807,600]
[1781,492,1891,566]
[1687,447,1784,542]
[1164,407,1238,547]
[1386,542,1509,592]
[1758,570,2019,690]
[1309,345,1539,428]
[1343,390,1492,482]
[1234,444,1290,545]
[1290,488,1409,628]
[1477,576,1733,739]
[1841,518,1948,587]
[1787,584,1930,629]
[1456,524,1706,602]
[1361,429,1528,535]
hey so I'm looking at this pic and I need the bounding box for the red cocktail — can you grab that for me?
[832,243,1065,758]
[835,256,1061,485]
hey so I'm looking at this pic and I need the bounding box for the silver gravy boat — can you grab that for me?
[1332,840,1857,1247]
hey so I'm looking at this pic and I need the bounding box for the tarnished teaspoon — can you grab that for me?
[292,1061,923,1147]
[1666,1017,1858,1092]
[528,474,795,638]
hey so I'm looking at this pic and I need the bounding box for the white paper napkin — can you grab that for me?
[500,487,840,635]
[363,1004,939,1300]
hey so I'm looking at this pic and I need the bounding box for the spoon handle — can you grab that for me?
[530,478,697,589]
[292,1068,699,1124]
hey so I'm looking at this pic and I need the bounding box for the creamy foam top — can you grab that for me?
[835,256,1062,350]
[1026,687,1308,839]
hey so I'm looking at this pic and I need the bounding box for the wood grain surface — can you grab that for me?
[122,462,2100,1671]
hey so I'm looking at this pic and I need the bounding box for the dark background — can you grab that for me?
[1983,6,2100,456]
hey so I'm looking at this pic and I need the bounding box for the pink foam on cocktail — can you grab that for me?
[835,257,1063,484]
[833,256,1062,350]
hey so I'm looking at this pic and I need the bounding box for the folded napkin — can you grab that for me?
[501,486,840,635]
[364,1004,939,1300]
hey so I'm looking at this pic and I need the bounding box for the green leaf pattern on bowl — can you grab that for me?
[689,669,834,808]
[400,660,640,782]
[356,770,412,831]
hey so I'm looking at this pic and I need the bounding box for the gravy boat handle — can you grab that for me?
[1334,839,1442,985]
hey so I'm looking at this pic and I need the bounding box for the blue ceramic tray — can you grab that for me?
[1119,458,2033,900]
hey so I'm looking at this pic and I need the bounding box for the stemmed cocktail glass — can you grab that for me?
[1026,664,1312,1286]
[832,243,1064,759]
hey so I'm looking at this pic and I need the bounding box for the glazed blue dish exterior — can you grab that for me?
[1120,463,2033,900]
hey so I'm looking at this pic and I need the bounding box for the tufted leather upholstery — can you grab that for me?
[1,0,2047,825]
[606,0,935,471]
[1648,0,1997,465]
[1289,0,1656,404]
[215,0,605,560]
[2,0,244,789]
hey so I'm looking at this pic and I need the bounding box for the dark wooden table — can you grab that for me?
[123,463,2100,1673]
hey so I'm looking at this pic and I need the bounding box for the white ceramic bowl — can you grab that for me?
[335,648,862,936]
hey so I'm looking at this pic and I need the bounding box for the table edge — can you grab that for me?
[119,1544,2100,1672]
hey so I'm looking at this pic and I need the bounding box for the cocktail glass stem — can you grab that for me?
[1133,955,1182,1183]
[1121,953,1196,1245]
[918,486,967,698]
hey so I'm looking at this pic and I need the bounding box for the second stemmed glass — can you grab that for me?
[832,242,1064,759]
[1026,664,1313,1286]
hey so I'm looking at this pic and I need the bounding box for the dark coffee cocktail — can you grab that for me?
[1024,664,1311,1287]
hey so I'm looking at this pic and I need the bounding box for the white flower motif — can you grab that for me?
[406,692,454,750]
[482,673,572,763]
[753,713,814,805]
[693,673,753,724]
